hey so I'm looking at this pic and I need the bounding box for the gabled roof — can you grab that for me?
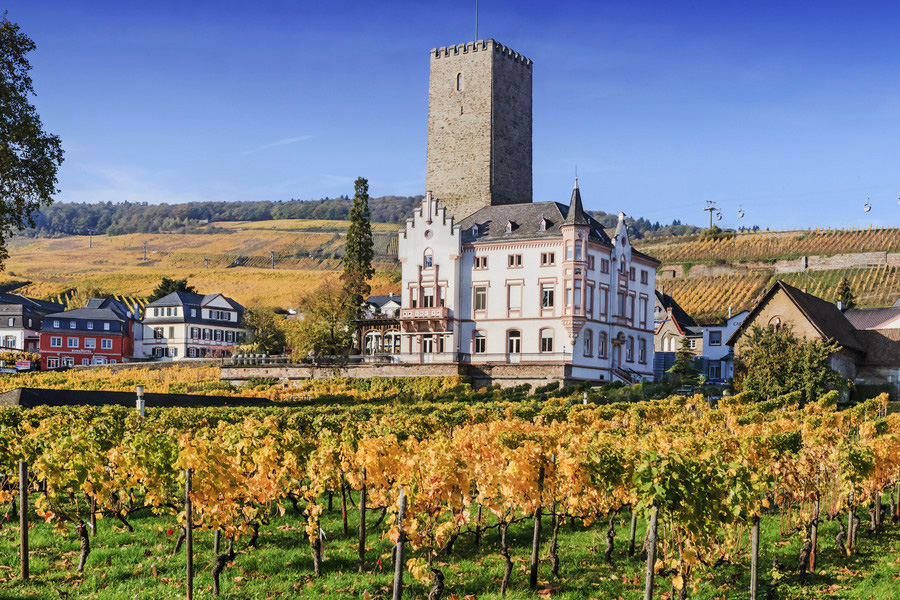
[145,291,244,312]
[844,307,900,330]
[854,330,900,366]
[655,290,697,335]
[366,293,400,305]
[725,281,864,351]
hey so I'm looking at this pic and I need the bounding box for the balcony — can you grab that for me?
[399,306,451,333]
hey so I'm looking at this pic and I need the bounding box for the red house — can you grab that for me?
[40,298,138,369]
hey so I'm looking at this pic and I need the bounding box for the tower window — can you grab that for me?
[457,73,463,91]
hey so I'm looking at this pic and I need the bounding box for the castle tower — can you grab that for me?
[426,39,533,219]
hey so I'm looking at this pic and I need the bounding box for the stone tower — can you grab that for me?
[426,39,533,219]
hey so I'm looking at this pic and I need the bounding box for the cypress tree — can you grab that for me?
[343,177,375,311]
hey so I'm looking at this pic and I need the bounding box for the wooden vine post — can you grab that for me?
[392,488,407,600]
[643,501,659,600]
[19,460,28,580]
[529,465,544,591]
[186,468,194,600]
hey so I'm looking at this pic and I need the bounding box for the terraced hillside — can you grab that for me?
[645,226,900,323]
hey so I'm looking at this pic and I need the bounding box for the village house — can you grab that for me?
[137,292,246,360]
[40,298,139,368]
[0,293,65,352]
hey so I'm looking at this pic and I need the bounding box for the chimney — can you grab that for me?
[836,300,845,312]
[728,306,732,319]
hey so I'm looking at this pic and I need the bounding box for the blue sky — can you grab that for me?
[9,1,900,229]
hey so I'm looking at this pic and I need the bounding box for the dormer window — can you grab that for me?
[539,217,548,231]
[505,221,514,233]
[470,225,479,237]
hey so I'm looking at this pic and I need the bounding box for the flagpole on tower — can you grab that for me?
[475,0,479,41]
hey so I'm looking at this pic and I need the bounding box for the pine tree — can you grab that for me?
[667,337,700,386]
[343,177,374,311]
[836,277,856,310]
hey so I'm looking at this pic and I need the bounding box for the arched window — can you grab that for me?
[583,329,593,357]
[507,330,521,355]
[364,331,382,355]
[540,328,554,353]
[473,330,486,354]
[384,330,401,354]
[456,72,463,91]
[423,248,434,268]
[598,332,607,358]
[769,316,784,331]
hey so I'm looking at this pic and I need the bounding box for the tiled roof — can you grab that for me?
[46,298,132,322]
[366,294,401,308]
[855,329,900,365]
[844,307,900,330]
[145,291,244,312]
[0,293,64,313]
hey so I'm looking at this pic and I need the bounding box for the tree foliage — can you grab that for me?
[147,277,197,303]
[666,337,701,386]
[735,324,847,404]
[0,12,64,265]
[342,177,374,310]
[292,276,355,356]
[837,276,857,310]
[244,307,287,355]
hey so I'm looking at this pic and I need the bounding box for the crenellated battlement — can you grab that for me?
[431,39,532,67]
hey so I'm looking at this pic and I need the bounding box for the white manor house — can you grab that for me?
[358,38,658,385]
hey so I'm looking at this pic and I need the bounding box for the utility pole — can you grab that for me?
[204,258,210,270]
[269,250,276,270]
[703,201,718,229]
[142,241,148,260]
[87,228,95,248]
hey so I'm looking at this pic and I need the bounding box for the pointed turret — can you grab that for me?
[614,211,628,240]
[562,178,590,226]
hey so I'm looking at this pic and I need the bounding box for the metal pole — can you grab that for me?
[392,489,407,600]
[186,468,193,600]
[136,384,145,416]
[19,461,28,580]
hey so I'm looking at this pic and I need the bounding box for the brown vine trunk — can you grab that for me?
[549,509,561,578]
[474,504,483,550]
[500,521,513,596]
[173,525,187,555]
[604,512,616,566]
[340,479,349,535]
[428,567,445,600]
[211,539,236,596]
[247,522,260,548]
[797,538,812,584]
[372,505,388,529]
[809,499,819,571]
[628,508,638,557]
[76,520,90,572]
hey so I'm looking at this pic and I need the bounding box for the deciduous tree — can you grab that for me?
[0,12,64,266]
[292,276,355,356]
[244,307,287,355]
[735,324,846,404]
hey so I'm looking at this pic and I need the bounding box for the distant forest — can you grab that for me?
[24,196,706,239]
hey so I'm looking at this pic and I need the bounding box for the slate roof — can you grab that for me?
[458,201,611,244]
[562,181,590,226]
[145,291,244,312]
[844,307,900,330]
[45,298,132,322]
[365,294,401,309]
[0,293,65,313]
[726,281,864,351]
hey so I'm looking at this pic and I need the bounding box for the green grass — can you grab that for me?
[0,500,899,599]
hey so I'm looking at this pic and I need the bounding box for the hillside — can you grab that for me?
[638,226,900,323]
[0,219,402,308]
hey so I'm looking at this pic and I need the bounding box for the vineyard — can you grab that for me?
[0,387,899,599]
[658,266,900,323]
[637,226,900,265]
